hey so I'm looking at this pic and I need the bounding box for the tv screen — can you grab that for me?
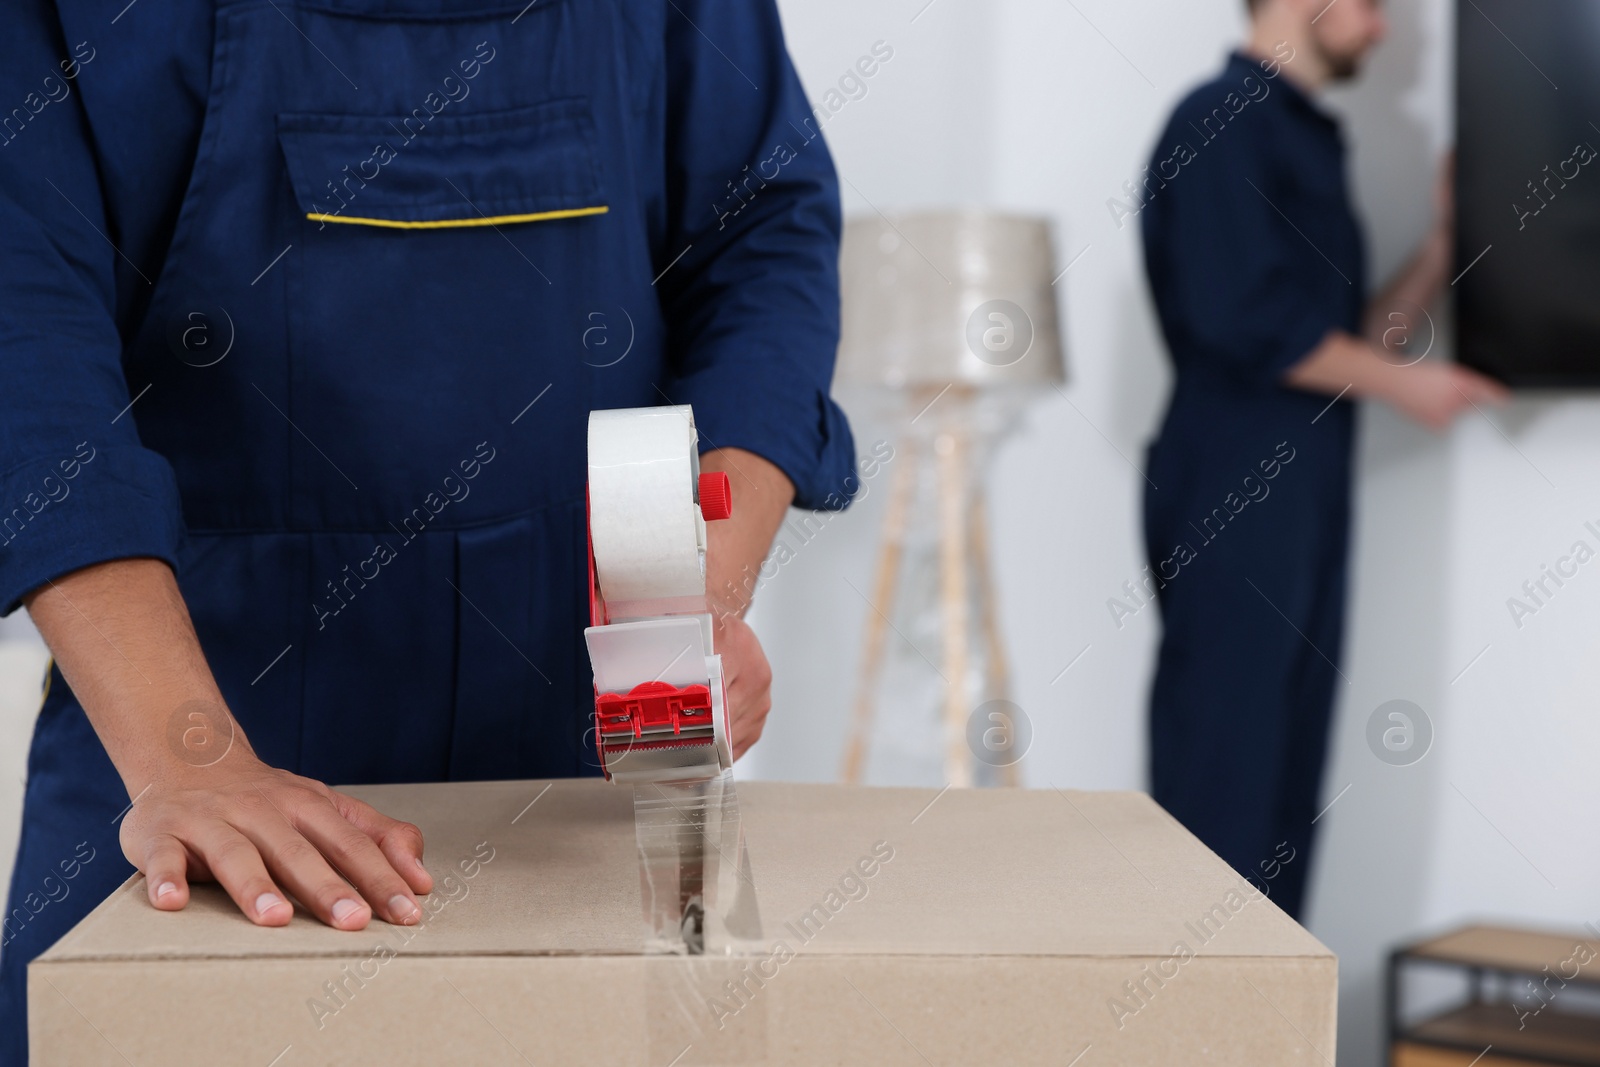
[1457,0,1600,386]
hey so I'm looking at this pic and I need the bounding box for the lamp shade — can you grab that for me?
[836,210,1067,389]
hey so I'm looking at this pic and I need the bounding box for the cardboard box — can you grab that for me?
[30,780,1336,1064]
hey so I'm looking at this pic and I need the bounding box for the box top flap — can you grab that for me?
[39,780,1331,964]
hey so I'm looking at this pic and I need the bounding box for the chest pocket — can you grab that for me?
[277,99,607,230]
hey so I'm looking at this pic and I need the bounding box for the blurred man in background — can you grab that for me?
[1138,0,1507,918]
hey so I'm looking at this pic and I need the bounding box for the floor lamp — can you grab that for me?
[834,211,1067,788]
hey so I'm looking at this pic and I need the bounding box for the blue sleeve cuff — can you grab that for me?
[0,445,186,616]
[1262,316,1341,387]
[672,363,857,512]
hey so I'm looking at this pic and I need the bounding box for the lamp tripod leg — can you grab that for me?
[839,438,916,785]
[969,489,1021,786]
[937,430,972,789]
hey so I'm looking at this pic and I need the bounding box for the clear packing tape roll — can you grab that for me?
[588,405,708,617]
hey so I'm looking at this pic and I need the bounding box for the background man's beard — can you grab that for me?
[1327,53,1361,80]
[1317,40,1365,81]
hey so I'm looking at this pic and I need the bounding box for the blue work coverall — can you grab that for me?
[0,0,855,1057]
[1139,51,1364,919]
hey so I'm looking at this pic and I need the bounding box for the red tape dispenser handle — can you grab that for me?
[698,470,732,521]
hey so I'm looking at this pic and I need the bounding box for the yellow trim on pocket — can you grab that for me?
[40,655,53,707]
[306,205,609,230]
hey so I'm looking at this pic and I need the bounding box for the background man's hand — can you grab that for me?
[1292,146,1509,434]
[1381,360,1509,431]
[1286,333,1511,431]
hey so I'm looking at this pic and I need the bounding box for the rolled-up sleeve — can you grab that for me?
[655,0,857,511]
[1142,109,1349,389]
[0,1,184,615]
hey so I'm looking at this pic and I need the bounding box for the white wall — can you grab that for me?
[754,0,1600,1064]
[0,614,49,904]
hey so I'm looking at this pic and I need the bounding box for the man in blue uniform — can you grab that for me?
[1138,0,1506,918]
[0,0,855,1057]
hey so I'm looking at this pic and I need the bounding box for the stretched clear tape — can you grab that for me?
[632,770,762,954]
[634,771,772,1063]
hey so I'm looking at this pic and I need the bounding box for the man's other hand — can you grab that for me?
[714,612,773,760]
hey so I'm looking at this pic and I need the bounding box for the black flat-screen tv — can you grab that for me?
[1457,0,1600,386]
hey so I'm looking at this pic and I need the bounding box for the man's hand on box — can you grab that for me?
[24,559,435,931]
[121,753,434,929]
[714,612,773,761]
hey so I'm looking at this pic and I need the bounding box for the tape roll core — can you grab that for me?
[587,405,707,606]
